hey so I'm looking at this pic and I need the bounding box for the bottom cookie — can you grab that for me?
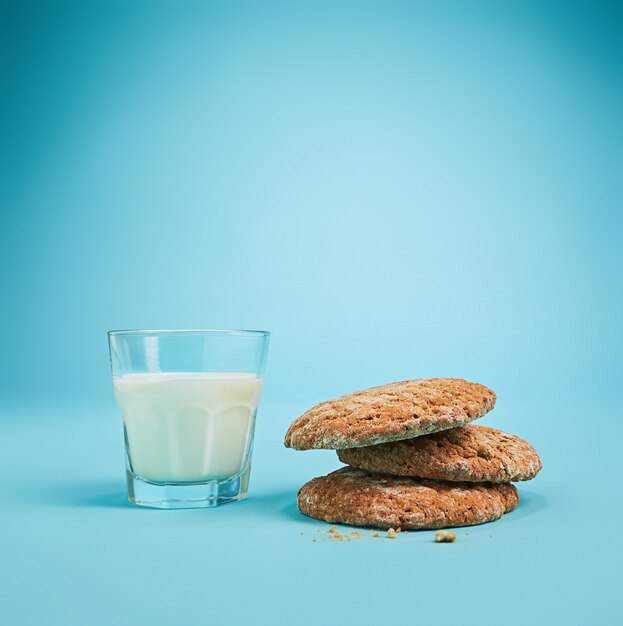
[298,467,519,530]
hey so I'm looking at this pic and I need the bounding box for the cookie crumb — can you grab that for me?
[434,531,456,543]
[311,526,374,542]
[387,528,397,539]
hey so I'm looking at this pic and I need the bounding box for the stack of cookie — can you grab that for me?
[285,378,541,531]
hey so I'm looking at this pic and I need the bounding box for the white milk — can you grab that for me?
[113,372,263,483]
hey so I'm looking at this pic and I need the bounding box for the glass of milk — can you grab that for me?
[107,329,270,509]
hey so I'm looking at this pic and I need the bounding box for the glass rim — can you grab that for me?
[107,328,270,338]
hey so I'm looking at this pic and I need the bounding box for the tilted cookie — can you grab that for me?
[338,425,542,483]
[285,378,495,450]
[297,467,519,530]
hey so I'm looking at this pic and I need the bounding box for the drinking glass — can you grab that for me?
[108,329,270,509]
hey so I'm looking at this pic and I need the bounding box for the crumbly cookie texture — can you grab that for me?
[435,531,456,543]
[297,467,519,530]
[338,424,542,483]
[285,378,496,450]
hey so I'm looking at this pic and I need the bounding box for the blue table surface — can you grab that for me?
[1,397,619,626]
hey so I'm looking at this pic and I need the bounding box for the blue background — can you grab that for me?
[1,1,621,624]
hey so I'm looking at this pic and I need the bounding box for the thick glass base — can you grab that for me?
[127,464,251,509]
